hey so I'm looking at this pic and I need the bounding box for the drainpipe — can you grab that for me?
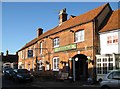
[112,53,115,70]
[92,19,97,82]
[73,58,75,82]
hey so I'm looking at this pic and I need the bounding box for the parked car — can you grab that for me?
[11,69,34,83]
[3,68,13,79]
[100,70,120,89]
[2,67,11,74]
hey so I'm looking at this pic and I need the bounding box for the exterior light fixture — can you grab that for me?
[69,29,75,33]
[69,58,72,61]
[78,51,80,54]
[75,57,78,61]
[87,56,90,59]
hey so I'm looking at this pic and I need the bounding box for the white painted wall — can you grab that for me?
[118,30,120,53]
[100,30,119,54]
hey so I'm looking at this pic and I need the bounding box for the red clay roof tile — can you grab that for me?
[17,3,109,52]
[100,9,120,32]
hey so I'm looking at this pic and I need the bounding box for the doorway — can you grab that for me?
[72,54,88,81]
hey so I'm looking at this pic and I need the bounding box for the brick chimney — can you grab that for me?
[37,28,43,37]
[59,8,68,25]
[6,50,8,56]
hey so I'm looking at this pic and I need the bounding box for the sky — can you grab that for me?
[2,2,119,54]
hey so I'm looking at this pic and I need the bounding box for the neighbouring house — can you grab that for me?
[17,3,119,82]
[0,54,2,72]
[1,50,18,69]
[96,9,120,81]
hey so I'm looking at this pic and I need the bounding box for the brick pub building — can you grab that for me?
[17,3,118,81]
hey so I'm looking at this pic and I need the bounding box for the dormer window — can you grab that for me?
[53,37,60,48]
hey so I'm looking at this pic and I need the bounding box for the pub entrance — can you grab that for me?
[72,54,88,81]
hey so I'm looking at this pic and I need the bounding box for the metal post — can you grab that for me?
[73,58,75,82]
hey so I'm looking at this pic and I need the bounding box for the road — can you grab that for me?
[1,72,100,89]
[1,72,41,89]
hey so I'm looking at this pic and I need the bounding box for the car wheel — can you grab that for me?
[101,86,110,89]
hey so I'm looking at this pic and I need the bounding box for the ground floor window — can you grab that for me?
[53,57,59,71]
[103,63,107,74]
[38,60,43,70]
[97,63,101,74]
[96,57,114,74]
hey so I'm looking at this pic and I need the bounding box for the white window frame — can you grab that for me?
[53,57,59,71]
[22,51,24,59]
[33,45,35,57]
[38,60,43,70]
[40,42,42,54]
[75,30,84,43]
[96,57,114,74]
[107,34,118,45]
[53,38,60,48]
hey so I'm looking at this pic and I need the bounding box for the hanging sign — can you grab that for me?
[28,50,33,58]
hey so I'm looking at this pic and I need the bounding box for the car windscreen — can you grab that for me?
[18,69,30,73]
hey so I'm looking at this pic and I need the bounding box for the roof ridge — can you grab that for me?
[99,8,120,32]
[17,3,110,52]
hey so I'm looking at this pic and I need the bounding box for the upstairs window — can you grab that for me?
[40,42,42,54]
[107,34,118,45]
[107,36,112,44]
[75,30,84,42]
[113,35,118,43]
[53,37,60,48]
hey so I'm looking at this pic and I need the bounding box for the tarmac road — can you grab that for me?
[1,72,100,89]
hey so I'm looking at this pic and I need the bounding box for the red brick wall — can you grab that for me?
[19,21,99,78]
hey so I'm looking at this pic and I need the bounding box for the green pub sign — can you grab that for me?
[54,44,77,52]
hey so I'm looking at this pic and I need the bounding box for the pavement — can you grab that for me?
[31,77,100,88]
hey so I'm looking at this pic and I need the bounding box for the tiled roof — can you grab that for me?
[38,3,108,40]
[17,38,38,52]
[17,3,109,52]
[99,9,120,32]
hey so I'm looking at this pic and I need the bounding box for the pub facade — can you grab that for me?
[17,3,116,81]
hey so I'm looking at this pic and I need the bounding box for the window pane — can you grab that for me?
[75,30,84,42]
[103,63,107,74]
[54,38,59,47]
[53,57,59,71]
[108,58,113,62]
[103,58,107,62]
[97,64,101,74]
[113,35,118,43]
[109,63,113,70]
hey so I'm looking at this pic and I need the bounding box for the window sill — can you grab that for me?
[53,69,59,71]
[74,40,84,43]
[54,45,60,48]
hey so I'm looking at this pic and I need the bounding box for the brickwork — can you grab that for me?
[17,3,114,81]
[18,21,98,77]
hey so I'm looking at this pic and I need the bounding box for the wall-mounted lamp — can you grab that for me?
[75,57,78,61]
[45,36,53,39]
[69,29,75,33]
[41,40,44,42]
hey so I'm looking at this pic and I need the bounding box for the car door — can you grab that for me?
[107,71,119,88]
[117,71,120,89]
[12,69,17,79]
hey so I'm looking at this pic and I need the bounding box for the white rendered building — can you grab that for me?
[96,9,120,81]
